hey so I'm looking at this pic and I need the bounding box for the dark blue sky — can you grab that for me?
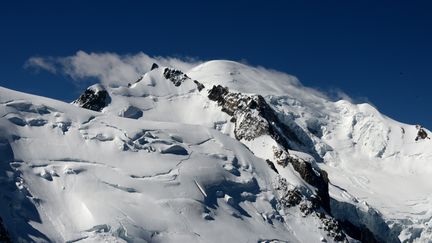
[1,0,431,128]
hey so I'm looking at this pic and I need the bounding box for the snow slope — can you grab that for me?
[1,59,431,242]
[0,87,345,242]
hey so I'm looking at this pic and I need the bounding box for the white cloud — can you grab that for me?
[25,50,202,86]
[24,57,57,73]
[24,50,356,104]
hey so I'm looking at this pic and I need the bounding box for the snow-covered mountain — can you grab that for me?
[0,60,431,242]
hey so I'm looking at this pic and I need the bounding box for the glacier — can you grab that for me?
[0,60,431,242]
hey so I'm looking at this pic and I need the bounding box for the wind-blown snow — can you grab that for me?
[1,59,432,242]
[0,87,336,242]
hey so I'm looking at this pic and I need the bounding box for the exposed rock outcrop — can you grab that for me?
[208,85,303,147]
[208,85,331,212]
[193,80,205,91]
[151,63,159,70]
[415,125,430,141]
[163,68,205,91]
[73,86,111,112]
[272,144,330,211]
[163,68,190,87]
[265,159,279,174]
[275,177,346,242]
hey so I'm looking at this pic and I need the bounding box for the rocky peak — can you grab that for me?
[73,86,111,112]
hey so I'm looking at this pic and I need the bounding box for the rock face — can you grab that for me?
[193,80,205,91]
[163,68,190,87]
[73,87,111,112]
[287,155,330,212]
[276,177,346,241]
[208,85,302,146]
[163,68,205,91]
[150,63,159,70]
[265,159,279,174]
[415,127,429,141]
[207,85,331,213]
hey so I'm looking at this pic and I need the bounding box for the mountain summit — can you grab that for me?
[0,60,431,242]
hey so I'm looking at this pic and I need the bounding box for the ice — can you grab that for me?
[0,59,431,242]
